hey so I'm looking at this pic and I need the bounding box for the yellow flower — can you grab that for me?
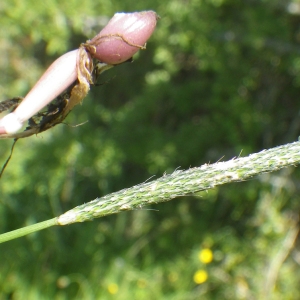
[137,279,147,288]
[56,276,70,289]
[107,283,118,294]
[198,248,213,264]
[193,270,208,284]
[168,271,179,283]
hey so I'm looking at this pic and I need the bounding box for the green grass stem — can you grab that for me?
[1,141,300,243]
[0,218,58,243]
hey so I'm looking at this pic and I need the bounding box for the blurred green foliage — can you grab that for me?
[1,0,300,299]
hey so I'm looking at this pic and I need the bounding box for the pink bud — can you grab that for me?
[14,50,79,123]
[0,50,79,135]
[0,11,158,136]
[87,11,158,64]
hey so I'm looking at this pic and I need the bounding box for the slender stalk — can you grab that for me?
[0,218,58,243]
[1,141,300,243]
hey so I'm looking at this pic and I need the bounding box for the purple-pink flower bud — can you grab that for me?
[87,11,158,64]
[0,11,158,137]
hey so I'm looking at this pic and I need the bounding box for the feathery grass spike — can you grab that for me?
[1,141,300,243]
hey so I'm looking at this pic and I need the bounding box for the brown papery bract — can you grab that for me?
[87,11,158,64]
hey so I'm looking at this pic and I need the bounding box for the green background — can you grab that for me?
[1,0,300,299]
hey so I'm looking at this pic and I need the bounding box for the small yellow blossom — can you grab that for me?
[56,276,70,289]
[198,248,213,264]
[193,270,208,284]
[107,283,118,294]
[168,271,179,283]
[137,279,147,288]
